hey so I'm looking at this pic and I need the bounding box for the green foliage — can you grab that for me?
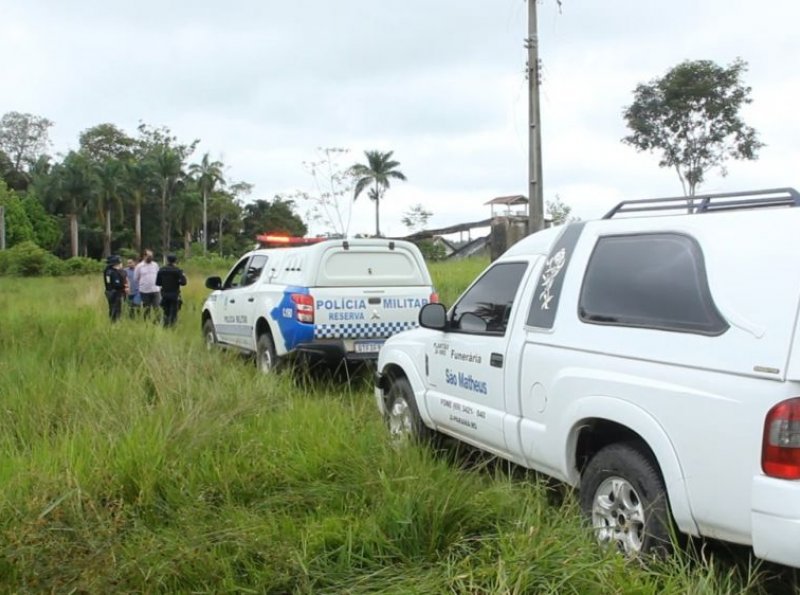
[185,253,237,274]
[63,256,103,275]
[22,190,61,250]
[623,58,763,196]
[79,123,135,162]
[417,239,447,262]
[0,181,35,246]
[0,111,53,191]
[0,240,60,276]
[242,197,307,240]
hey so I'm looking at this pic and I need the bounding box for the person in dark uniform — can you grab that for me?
[156,254,187,328]
[103,255,126,323]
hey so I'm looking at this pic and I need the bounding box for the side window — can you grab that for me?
[243,255,268,287]
[451,262,528,334]
[223,257,250,289]
[579,233,729,335]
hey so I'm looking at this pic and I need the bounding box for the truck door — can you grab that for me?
[424,262,529,455]
[217,256,251,347]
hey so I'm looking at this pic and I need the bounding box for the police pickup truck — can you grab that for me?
[375,188,800,567]
[202,238,436,372]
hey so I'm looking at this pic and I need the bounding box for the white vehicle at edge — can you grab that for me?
[375,188,800,567]
[202,238,435,371]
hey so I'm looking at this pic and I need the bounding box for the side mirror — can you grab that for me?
[419,303,447,330]
[205,276,222,290]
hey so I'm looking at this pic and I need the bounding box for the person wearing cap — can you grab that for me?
[102,255,127,323]
[156,254,187,328]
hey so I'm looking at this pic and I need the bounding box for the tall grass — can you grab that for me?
[0,264,791,592]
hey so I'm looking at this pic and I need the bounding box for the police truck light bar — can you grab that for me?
[256,234,325,248]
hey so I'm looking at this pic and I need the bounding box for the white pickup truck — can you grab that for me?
[375,188,800,567]
[202,238,436,372]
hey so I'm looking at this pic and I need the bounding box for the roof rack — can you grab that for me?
[602,187,800,219]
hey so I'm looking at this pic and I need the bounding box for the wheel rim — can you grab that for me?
[591,476,646,555]
[388,396,412,438]
[205,329,215,349]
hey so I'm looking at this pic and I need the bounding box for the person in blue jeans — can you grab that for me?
[124,258,142,317]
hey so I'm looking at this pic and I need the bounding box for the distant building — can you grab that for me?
[485,195,529,217]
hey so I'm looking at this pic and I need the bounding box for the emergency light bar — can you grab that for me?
[255,234,325,248]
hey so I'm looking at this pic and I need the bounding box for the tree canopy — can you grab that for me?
[622,58,763,197]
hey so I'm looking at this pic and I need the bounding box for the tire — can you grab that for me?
[385,376,434,444]
[579,442,672,557]
[256,333,278,375]
[203,319,218,349]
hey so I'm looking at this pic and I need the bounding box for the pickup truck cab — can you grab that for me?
[375,188,800,567]
[202,238,436,371]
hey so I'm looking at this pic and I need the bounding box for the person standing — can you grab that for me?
[156,254,187,328]
[124,258,142,318]
[103,255,126,323]
[135,249,160,320]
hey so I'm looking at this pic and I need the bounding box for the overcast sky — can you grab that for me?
[3,0,799,237]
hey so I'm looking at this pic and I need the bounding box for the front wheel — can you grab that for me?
[203,319,218,349]
[256,333,278,375]
[579,442,672,557]
[385,376,434,444]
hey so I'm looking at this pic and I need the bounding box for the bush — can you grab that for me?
[63,256,103,275]
[2,241,53,276]
[0,244,102,277]
[418,239,447,262]
[186,253,236,274]
[42,256,66,276]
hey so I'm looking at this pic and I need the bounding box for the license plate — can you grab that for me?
[354,340,384,354]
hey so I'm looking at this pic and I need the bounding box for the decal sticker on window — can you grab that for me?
[539,248,566,310]
[527,222,585,329]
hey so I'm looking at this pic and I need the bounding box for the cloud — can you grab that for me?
[2,0,799,241]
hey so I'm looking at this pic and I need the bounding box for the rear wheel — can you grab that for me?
[256,333,278,374]
[203,319,217,349]
[579,442,672,557]
[385,376,433,444]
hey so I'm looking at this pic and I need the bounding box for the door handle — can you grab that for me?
[490,353,503,368]
[229,299,236,304]
[248,297,254,302]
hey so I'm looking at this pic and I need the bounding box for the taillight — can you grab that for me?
[430,292,439,304]
[291,294,314,324]
[762,397,800,479]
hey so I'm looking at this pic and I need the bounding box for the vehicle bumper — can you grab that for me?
[294,340,381,362]
[752,475,800,567]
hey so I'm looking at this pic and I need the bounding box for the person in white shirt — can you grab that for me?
[134,249,160,319]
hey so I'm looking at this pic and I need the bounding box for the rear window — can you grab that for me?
[579,233,729,336]
[316,248,427,287]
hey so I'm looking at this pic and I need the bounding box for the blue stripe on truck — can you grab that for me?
[270,286,314,351]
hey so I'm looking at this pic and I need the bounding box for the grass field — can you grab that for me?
[0,259,794,593]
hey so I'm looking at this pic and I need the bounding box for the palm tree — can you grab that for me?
[125,159,154,255]
[351,150,406,237]
[153,146,184,257]
[175,186,202,257]
[189,153,225,254]
[95,158,124,257]
[54,152,96,257]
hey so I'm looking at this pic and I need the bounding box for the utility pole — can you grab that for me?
[526,0,545,234]
[0,205,5,250]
